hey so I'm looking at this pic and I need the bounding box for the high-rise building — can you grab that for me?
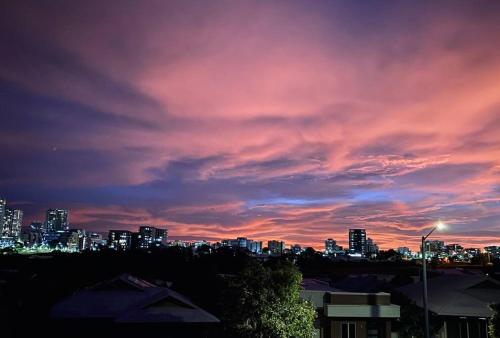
[0,198,6,235]
[349,229,366,256]
[247,240,262,253]
[325,238,337,254]
[134,226,168,249]
[366,237,379,256]
[268,240,285,254]
[67,229,89,252]
[108,230,132,250]
[29,222,44,247]
[45,209,69,232]
[425,240,444,254]
[1,208,23,239]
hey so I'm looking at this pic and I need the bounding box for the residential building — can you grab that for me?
[1,208,22,240]
[50,273,220,337]
[134,226,168,249]
[0,198,5,235]
[349,229,366,256]
[108,230,132,250]
[268,240,285,254]
[301,279,400,338]
[325,239,337,254]
[45,209,69,232]
[398,275,500,338]
[247,240,262,253]
[366,238,379,256]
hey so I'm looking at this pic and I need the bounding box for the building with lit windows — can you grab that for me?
[134,226,168,249]
[484,245,500,259]
[0,198,5,235]
[45,209,69,233]
[108,230,132,250]
[268,240,285,254]
[301,279,400,338]
[349,229,366,256]
[1,208,23,240]
[325,238,337,254]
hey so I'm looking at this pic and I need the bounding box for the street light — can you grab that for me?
[421,221,446,338]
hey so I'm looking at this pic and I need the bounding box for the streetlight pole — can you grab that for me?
[422,234,431,338]
[421,222,444,338]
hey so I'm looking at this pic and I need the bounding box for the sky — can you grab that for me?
[1,0,500,250]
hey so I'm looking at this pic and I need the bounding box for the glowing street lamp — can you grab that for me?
[421,220,447,338]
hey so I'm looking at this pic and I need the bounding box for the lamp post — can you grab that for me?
[421,221,446,338]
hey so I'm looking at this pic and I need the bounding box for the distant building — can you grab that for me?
[45,209,69,233]
[425,240,444,254]
[220,237,261,253]
[0,198,5,235]
[67,229,89,252]
[247,240,262,253]
[485,246,500,259]
[1,208,23,240]
[268,240,285,254]
[88,232,104,250]
[397,247,411,258]
[29,222,44,246]
[291,244,302,255]
[134,226,168,249]
[365,238,379,256]
[325,238,336,254]
[445,243,463,255]
[108,230,132,250]
[349,229,366,256]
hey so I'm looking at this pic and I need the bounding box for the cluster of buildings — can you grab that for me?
[0,198,168,252]
[324,228,380,258]
[396,240,500,262]
[1,198,500,262]
[0,198,23,248]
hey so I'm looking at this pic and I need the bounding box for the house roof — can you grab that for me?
[397,275,500,317]
[302,278,341,292]
[50,274,220,323]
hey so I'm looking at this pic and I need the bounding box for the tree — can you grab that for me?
[490,303,500,338]
[220,260,316,338]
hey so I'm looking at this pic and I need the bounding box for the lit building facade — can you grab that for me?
[45,209,69,233]
[268,240,285,254]
[108,230,132,250]
[349,229,366,256]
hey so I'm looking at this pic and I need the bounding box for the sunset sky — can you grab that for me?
[1,1,500,250]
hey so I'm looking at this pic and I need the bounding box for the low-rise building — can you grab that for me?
[301,278,400,338]
[398,275,500,338]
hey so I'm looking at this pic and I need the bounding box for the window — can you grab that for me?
[367,320,379,338]
[341,322,356,338]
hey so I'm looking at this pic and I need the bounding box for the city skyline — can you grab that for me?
[2,1,500,250]
[1,196,496,253]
